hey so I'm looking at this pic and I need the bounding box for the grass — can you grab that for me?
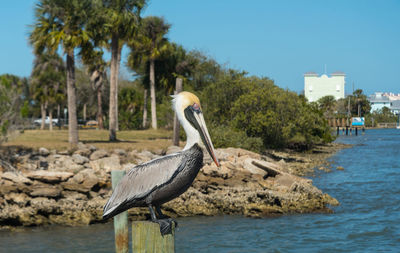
[3,129,180,152]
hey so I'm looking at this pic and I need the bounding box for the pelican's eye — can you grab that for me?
[192,103,201,113]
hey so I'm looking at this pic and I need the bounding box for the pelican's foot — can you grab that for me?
[153,218,178,236]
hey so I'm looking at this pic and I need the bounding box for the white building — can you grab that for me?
[368,92,400,114]
[368,92,391,112]
[304,71,346,102]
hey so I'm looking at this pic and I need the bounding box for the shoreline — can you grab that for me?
[0,142,348,231]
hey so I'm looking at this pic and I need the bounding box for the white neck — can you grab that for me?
[180,114,200,150]
[172,94,201,150]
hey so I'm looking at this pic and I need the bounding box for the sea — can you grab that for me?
[0,128,399,252]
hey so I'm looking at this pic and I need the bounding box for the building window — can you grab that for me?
[336,84,340,91]
[309,86,313,92]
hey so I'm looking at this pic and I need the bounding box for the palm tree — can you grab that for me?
[317,95,337,118]
[29,0,90,146]
[80,43,107,130]
[128,16,170,129]
[94,0,145,140]
[31,51,66,131]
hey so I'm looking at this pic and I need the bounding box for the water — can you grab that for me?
[1,129,399,252]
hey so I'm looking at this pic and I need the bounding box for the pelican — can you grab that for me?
[103,91,220,235]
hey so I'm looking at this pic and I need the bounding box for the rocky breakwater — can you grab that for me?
[0,144,339,229]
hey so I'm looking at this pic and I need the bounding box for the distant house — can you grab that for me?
[368,92,391,112]
[304,71,345,102]
[390,100,400,115]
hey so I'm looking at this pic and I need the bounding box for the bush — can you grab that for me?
[209,124,264,153]
[200,71,333,151]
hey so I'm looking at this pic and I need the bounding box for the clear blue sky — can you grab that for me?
[1,0,399,95]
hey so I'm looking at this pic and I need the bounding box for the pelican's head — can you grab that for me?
[172,91,220,167]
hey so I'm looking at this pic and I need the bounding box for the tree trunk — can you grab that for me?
[173,78,183,146]
[57,104,61,130]
[142,89,148,129]
[97,86,104,130]
[49,110,53,131]
[66,50,79,147]
[116,49,121,132]
[83,103,87,122]
[150,59,157,129]
[109,33,121,141]
[40,102,46,130]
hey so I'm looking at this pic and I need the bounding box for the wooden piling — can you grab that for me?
[111,170,129,253]
[132,221,175,253]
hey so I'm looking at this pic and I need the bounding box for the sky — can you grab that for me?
[1,0,399,95]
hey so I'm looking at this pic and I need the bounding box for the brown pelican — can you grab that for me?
[103,91,220,235]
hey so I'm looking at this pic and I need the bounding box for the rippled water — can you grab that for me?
[1,129,399,252]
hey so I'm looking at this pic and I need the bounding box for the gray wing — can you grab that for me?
[103,152,186,218]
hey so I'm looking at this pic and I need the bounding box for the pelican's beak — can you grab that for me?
[184,108,220,167]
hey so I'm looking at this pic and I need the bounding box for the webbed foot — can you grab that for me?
[153,218,177,236]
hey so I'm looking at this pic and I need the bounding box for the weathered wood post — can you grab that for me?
[172,78,183,146]
[132,221,175,253]
[346,126,348,135]
[355,127,358,136]
[111,170,129,253]
[337,126,339,136]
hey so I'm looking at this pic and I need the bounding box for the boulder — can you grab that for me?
[72,154,90,165]
[166,146,181,155]
[39,147,50,156]
[4,192,29,207]
[26,171,74,183]
[61,169,99,193]
[90,149,108,160]
[29,183,62,198]
[74,149,91,157]
[90,155,121,172]
[2,172,32,185]
[241,158,268,175]
[61,190,88,200]
[77,142,87,150]
[113,149,127,156]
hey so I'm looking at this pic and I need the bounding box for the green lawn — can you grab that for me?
[4,129,179,152]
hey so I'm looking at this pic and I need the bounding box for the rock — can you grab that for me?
[88,145,97,152]
[58,150,71,155]
[122,163,136,171]
[90,155,121,172]
[337,166,345,170]
[74,149,91,157]
[26,171,74,183]
[72,154,90,165]
[4,193,29,207]
[90,149,108,160]
[29,183,62,198]
[39,147,50,156]
[77,142,87,150]
[0,144,342,228]
[113,149,127,156]
[20,162,38,171]
[61,169,99,193]
[135,150,159,163]
[166,146,181,155]
[2,172,32,185]
[242,158,268,175]
[61,191,87,200]
[30,197,58,214]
